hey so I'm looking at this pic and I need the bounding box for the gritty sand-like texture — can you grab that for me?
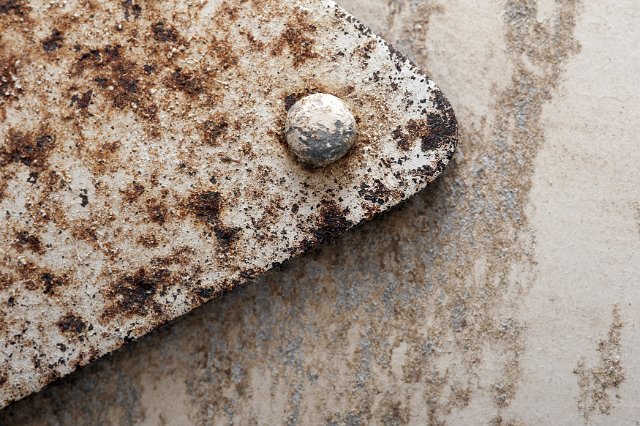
[1,0,639,424]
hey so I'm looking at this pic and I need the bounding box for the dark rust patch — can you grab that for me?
[121,0,141,20]
[18,265,69,296]
[284,93,299,112]
[0,0,27,16]
[39,272,67,295]
[14,231,43,254]
[56,314,87,335]
[313,202,353,245]
[422,112,457,152]
[71,90,93,109]
[167,68,204,96]
[0,130,56,169]
[79,190,89,207]
[102,267,172,319]
[391,108,457,153]
[42,29,64,52]
[407,119,432,151]
[186,191,240,246]
[391,118,429,151]
[151,21,178,43]
[121,181,145,203]
[0,273,12,292]
[424,91,458,152]
[137,233,159,248]
[146,200,168,225]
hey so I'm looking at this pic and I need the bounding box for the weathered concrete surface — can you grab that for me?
[2,0,639,424]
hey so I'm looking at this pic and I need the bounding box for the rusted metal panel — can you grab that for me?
[0,0,457,407]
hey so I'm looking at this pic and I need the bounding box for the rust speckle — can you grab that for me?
[201,113,229,145]
[137,233,159,248]
[73,45,157,121]
[87,140,121,175]
[42,29,64,52]
[208,37,238,70]
[146,200,168,225]
[272,10,318,67]
[14,231,43,254]
[392,125,410,150]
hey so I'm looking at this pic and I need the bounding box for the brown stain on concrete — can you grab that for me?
[574,306,625,421]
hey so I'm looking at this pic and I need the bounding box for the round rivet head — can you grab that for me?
[285,93,357,167]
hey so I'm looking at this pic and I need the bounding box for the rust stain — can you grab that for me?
[272,10,319,67]
[42,29,64,52]
[201,113,230,146]
[13,231,43,254]
[56,314,88,337]
[102,267,172,320]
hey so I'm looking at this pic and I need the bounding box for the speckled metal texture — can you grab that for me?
[0,0,457,407]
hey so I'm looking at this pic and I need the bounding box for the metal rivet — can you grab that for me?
[285,93,357,167]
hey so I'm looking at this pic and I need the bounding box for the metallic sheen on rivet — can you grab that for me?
[285,93,357,167]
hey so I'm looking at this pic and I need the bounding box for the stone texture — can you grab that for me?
[1,0,639,424]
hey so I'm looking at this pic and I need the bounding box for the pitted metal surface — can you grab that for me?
[0,0,456,407]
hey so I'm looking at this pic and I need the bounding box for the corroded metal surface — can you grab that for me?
[0,0,457,407]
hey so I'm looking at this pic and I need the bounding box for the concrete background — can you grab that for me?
[1,0,639,424]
